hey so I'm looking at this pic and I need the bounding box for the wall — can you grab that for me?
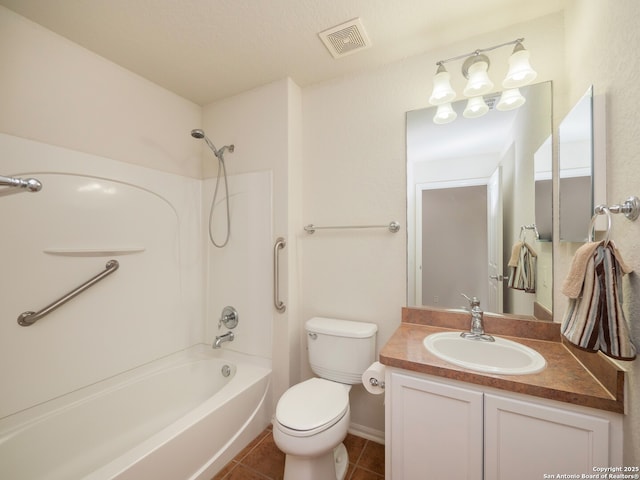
[0,6,202,178]
[563,0,640,465]
[202,78,303,406]
[301,12,564,437]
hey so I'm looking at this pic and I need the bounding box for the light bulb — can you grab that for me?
[463,55,494,97]
[463,97,489,118]
[503,43,537,88]
[429,65,456,105]
[433,103,457,124]
[497,88,526,111]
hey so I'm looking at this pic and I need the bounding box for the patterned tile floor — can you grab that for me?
[212,426,385,479]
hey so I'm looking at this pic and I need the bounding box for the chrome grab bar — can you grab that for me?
[0,175,42,192]
[18,260,119,326]
[273,238,286,313]
[304,221,400,234]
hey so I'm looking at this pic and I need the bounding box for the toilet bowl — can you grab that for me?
[273,317,378,480]
[273,378,351,480]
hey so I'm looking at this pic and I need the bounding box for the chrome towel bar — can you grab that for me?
[0,175,42,192]
[18,260,119,326]
[304,221,400,234]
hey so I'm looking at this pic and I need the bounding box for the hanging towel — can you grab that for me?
[561,241,636,360]
[507,242,537,293]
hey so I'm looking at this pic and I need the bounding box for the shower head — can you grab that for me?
[190,129,205,139]
[190,129,234,160]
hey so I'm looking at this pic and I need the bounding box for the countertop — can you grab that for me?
[379,307,625,414]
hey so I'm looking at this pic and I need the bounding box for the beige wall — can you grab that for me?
[0,6,202,178]
[563,0,640,465]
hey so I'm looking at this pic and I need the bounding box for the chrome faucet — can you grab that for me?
[460,294,494,342]
[213,331,234,349]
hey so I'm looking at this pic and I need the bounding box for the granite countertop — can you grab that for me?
[379,307,625,414]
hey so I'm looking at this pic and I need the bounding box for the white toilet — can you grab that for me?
[273,317,378,480]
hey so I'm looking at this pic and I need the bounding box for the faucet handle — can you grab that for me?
[460,293,480,308]
[219,306,239,329]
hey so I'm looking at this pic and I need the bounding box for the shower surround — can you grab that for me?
[0,133,275,478]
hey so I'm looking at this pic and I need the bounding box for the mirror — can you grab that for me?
[407,81,553,319]
[558,86,605,242]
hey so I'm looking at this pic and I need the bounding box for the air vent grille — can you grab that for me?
[319,18,371,59]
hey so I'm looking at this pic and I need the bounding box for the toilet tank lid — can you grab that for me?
[306,317,377,338]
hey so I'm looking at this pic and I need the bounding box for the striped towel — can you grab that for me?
[561,241,636,360]
[507,242,537,293]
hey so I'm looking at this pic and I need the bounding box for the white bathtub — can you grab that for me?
[0,345,272,480]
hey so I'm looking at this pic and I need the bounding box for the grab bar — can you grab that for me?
[18,260,119,326]
[273,238,286,313]
[304,221,400,234]
[0,175,42,192]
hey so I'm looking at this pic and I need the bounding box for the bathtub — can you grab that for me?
[0,345,272,480]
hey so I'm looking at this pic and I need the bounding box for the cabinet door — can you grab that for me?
[388,372,483,480]
[484,394,611,480]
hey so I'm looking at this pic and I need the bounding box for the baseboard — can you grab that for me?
[348,422,384,445]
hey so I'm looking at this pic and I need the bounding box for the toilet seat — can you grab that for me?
[276,378,349,438]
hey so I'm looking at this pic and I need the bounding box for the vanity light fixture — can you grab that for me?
[428,38,537,123]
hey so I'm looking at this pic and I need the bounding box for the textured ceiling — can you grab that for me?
[0,0,564,105]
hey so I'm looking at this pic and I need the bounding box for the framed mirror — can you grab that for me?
[558,86,606,242]
[407,81,553,319]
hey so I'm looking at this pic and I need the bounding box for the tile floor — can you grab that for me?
[212,426,385,479]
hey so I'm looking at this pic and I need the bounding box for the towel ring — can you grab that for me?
[589,205,612,245]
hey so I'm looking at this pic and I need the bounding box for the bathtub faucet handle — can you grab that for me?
[219,306,239,329]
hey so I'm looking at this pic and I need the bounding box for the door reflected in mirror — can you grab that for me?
[407,81,553,319]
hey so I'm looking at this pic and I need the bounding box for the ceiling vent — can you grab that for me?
[319,18,371,59]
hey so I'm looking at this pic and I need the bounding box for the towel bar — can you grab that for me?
[304,221,400,234]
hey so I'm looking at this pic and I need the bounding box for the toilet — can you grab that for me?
[273,317,378,480]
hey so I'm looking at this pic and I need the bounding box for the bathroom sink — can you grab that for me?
[423,331,546,375]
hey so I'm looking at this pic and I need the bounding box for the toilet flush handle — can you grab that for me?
[308,332,318,340]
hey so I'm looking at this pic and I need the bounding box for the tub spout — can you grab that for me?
[213,331,234,349]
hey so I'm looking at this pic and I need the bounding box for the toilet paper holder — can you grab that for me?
[369,378,385,389]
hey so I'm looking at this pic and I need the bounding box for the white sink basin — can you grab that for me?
[423,331,546,375]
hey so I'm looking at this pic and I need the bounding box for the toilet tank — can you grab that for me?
[306,317,378,384]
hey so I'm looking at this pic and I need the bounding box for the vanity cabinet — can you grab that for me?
[387,371,483,480]
[386,369,622,480]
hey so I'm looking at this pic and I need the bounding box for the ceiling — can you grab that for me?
[0,0,564,106]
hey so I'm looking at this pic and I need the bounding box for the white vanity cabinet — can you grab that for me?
[385,369,623,480]
[387,371,484,480]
